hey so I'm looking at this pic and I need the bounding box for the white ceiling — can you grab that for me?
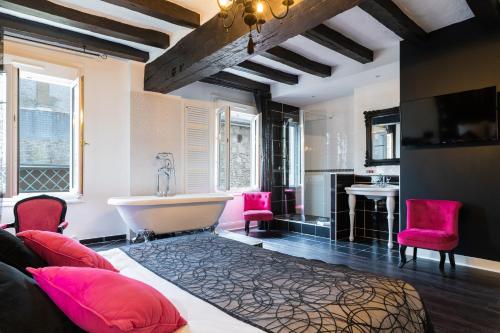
[392,0,474,33]
[0,0,477,106]
[1,0,221,60]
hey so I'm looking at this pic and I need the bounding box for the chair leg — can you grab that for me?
[449,250,456,269]
[266,221,269,231]
[399,245,407,268]
[245,221,250,235]
[413,247,418,261]
[439,251,446,270]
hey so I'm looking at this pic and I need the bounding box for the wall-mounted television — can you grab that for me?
[401,86,498,147]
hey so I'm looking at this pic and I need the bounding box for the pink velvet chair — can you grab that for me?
[0,195,69,233]
[398,199,462,270]
[243,192,273,235]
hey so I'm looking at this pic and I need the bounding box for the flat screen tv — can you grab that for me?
[401,86,499,147]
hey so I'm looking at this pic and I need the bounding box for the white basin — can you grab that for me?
[345,184,399,249]
[346,184,399,196]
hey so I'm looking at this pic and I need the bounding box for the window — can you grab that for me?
[0,66,83,198]
[0,72,7,194]
[287,121,301,187]
[215,104,260,192]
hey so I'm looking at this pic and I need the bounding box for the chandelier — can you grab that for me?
[217,0,294,54]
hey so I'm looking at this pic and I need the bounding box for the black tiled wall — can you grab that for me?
[331,174,355,241]
[268,101,300,215]
[332,174,400,244]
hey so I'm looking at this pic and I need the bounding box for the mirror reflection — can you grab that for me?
[372,122,400,160]
[365,108,400,166]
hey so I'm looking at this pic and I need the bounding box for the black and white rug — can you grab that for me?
[122,233,432,333]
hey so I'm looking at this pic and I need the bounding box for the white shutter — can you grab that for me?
[184,105,210,193]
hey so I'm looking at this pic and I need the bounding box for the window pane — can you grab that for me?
[288,122,301,187]
[18,73,72,193]
[217,110,227,191]
[229,112,253,189]
[0,72,6,194]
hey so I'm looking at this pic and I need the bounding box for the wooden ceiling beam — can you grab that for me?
[466,0,500,26]
[144,0,363,94]
[301,24,373,63]
[101,0,200,29]
[0,0,169,48]
[262,46,332,77]
[234,61,299,85]
[359,0,427,44]
[0,12,149,62]
[200,71,271,94]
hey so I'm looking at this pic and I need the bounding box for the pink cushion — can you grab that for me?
[28,267,187,333]
[398,228,458,251]
[18,230,118,272]
[243,192,272,211]
[243,210,274,221]
[406,199,462,235]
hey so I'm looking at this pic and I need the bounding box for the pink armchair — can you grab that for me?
[398,199,462,270]
[0,195,69,234]
[243,192,273,236]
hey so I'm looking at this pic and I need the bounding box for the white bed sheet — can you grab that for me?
[100,248,264,333]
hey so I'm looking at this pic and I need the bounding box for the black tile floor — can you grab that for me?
[238,229,401,263]
[86,230,500,333]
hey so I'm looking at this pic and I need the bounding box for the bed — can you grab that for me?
[100,233,432,333]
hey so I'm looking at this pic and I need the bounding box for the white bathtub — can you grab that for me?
[108,193,233,236]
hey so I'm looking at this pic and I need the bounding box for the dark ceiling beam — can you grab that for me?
[100,0,200,29]
[465,0,500,26]
[200,71,271,94]
[359,0,427,44]
[0,0,169,48]
[234,61,299,85]
[144,0,363,94]
[301,24,373,63]
[262,46,332,77]
[0,12,149,62]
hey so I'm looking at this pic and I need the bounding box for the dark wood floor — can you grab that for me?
[89,230,500,333]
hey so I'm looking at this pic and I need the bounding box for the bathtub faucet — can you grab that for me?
[156,152,176,197]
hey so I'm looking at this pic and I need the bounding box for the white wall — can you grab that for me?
[172,82,256,107]
[0,41,255,240]
[303,95,354,171]
[302,79,400,178]
[1,41,131,240]
[303,95,354,217]
[353,79,400,175]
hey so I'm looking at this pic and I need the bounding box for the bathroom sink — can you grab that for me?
[346,184,399,198]
[350,184,399,190]
[345,184,399,249]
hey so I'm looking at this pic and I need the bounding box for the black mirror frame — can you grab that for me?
[364,107,401,167]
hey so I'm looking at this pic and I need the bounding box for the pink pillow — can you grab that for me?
[17,230,118,272]
[28,267,187,333]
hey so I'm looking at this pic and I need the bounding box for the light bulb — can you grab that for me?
[219,0,233,9]
[256,1,264,13]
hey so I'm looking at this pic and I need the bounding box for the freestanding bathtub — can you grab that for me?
[108,193,233,237]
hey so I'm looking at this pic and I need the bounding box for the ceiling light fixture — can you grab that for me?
[217,0,294,54]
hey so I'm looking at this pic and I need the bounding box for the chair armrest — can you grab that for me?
[0,223,15,230]
[57,221,69,233]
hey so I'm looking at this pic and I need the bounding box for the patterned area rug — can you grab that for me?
[122,233,432,333]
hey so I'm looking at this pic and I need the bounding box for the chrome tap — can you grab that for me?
[156,152,176,197]
[374,174,391,187]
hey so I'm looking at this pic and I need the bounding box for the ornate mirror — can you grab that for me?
[364,107,400,166]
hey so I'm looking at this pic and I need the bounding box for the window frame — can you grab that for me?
[214,101,261,193]
[1,64,84,200]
